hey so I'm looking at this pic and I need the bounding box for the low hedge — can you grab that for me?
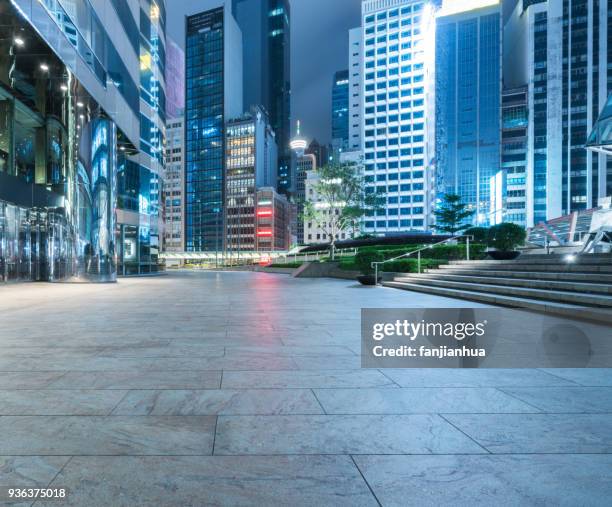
[358,243,486,261]
[338,257,445,273]
[381,258,445,273]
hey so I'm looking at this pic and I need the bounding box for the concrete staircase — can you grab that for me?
[383,253,612,323]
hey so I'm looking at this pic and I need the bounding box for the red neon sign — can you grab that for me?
[257,230,273,237]
[257,209,273,217]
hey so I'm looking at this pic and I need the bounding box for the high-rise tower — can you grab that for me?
[232,0,292,194]
[185,4,243,252]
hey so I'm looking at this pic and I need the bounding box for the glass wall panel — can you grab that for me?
[0,97,12,174]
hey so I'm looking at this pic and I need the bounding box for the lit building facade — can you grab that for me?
[361,0,437,235]
[303,170,357,245]
[255,187,291,251]
[116,0,167,275]
[231,0,292,195]
[0,0,143,282]
[225,107,278,253]
[185,4,243,252]
[501,86,528,227]
[504,0,611,225]
[295,153,316,245]
[435,0,502,227]
[164,117,184,252]
[332,69,350,156]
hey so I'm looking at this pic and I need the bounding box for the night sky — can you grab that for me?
[167,0,361,145]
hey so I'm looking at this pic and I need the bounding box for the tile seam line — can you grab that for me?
[349,454,383,507]
[437,413,492,454]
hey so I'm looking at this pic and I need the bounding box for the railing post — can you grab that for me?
[374,263,378,285]
[466,236,470,261]
[417,250,421,274]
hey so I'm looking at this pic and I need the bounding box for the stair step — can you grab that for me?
[389,278,612,307]
[449,254,612,265]
[397,274,612,295]
[383,282,612,325]
[422,269,612,284]
[438,263,612,273]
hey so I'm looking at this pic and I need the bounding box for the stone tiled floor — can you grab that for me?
[0,271,611,506]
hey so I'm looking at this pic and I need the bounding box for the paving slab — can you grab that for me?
[112,389,323,415]
[221,370,397,389]
[0,416,216,455]
[314,387,538,414]
[354,454,612,507]
[214,414,487,455]
[443,413,612,453]
[38,455,377,507]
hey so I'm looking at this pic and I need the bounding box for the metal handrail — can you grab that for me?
[372,235,474,284]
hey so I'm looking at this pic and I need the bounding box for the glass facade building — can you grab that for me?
[232,0,292,195]
[332,70,350,155]
[0,0,144,283]
[185,4,242,252]
[435,1,502,227]
[116,0,167,275]
[361,0,436,234]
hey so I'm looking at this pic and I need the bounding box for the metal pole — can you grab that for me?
[418,250,421,274]
[215,211,219,270]
[375,263,378,286]
[466,236,470,261]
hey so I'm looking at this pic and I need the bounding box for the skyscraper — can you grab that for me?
[361,0,436,234]
[332,70,350,156]
[435,0,502,227]
[225,106,278,253]
[164,117,185,252]
[501,87,529,227]
[348,27,364,152]
[504,0,611,226]
[185,4,243,252]
[232,0,292,194]
[117,0,167,275]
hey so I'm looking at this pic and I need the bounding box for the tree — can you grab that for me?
[433,194,474,235]
[487,223,526,252]
[303,161,385,260]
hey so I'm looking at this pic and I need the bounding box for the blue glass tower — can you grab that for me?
[185,5,243,252]
[435,2,502,226]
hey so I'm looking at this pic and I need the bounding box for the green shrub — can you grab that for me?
[464,227,489,244]
[354,250,384,275]
[381,258,445,273]
[487,223,526,251]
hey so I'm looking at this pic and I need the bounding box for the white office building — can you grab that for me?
[504,0,611,227]
[164,117,185,252]
[349,27,363,152]
[361,0,436,235]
